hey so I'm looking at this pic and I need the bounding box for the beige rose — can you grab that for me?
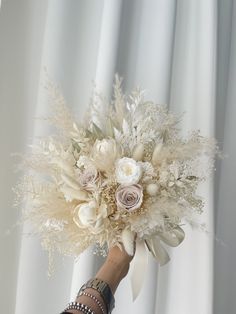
[77,166,100,191]
[115,184,143,212]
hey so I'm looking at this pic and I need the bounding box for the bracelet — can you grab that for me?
[62,301,95,314]
[78,278,115,314]
[78,291,106,314]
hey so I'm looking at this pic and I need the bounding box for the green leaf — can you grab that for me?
[92,122,104,139]
[85,129,94,138]
[71,139,81,153]
[105,118,114,137]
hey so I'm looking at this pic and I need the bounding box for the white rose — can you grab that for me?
[115,157,142,185]
[73,200,107,233]
[92,138,121,171]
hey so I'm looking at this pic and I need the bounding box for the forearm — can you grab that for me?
[96,256,130,294]
[66,247,131,314]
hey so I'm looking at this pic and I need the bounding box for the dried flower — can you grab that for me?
[92,138,121,171]
[121,228,136,255]
[115,184,143,211]
[13,74,219,277]
[152,143,163,165]
[146,183,159,196]
[73,200,107,234]
[115,157,142,185]
[60,185,89,202]
[77,166,100,192]
[132,143,145,161]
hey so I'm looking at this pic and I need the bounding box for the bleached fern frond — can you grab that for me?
[42,73,77,137]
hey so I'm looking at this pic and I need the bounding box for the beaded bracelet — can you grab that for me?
[62,301,95,314]
[78,278,115,313]
[78,291,106,314]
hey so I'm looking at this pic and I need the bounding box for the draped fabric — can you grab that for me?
[0,1,235,313]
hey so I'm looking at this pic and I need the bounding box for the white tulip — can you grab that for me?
[92,138,120,171]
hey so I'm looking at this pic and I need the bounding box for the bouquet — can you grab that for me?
[14,75,218,289]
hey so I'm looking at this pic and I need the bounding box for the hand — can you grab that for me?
[70,241,137,314]
[96,240,136,295]
[106,243,135,278]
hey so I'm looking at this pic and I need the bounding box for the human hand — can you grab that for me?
[95,239,136,295]
[68,239,137,314]
[106,238,136,281]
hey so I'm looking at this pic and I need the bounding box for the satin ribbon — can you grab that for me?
[130,240,148,301]
[129,226,185,300]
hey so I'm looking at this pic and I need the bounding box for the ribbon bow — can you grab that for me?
[130,226,185,300]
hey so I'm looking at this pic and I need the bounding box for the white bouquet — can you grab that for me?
[14,75,218,290]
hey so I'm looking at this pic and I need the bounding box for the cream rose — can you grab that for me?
[77,166,100,192]
[115,184,143,211]
[92,138,120,171]
[73,200,107,233]
[115,157,142,185]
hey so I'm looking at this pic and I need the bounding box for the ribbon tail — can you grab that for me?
[145,238,170,266]
[129,240,148,301]
[129,227,185,300]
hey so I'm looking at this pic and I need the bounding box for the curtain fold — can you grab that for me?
[214,1,236,313]
[0,1,235,313]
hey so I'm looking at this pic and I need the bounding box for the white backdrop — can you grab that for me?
[0,1,235,314]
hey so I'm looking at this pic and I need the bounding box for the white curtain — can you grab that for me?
[0,1,235,313]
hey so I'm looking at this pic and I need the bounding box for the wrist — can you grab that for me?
[95,259,129,295]
[105,257,130,280]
